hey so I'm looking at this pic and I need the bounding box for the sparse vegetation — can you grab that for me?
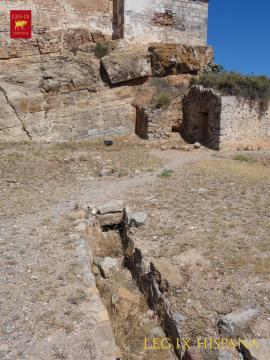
[155,92,171,108]
[192,72,270,101]
[95,42,109,58]
[159,169,173,178]
[204,63,225,74]
[233,154,252,162]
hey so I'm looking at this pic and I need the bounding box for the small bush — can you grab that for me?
[159,169,173,178]
[192,72,270,101]
[233,154,254,162]
[204,63,225,74]
[155,92,171,108]
[95,42,109,59]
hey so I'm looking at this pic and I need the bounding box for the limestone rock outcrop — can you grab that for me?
[0,27,214,143]
[149,44,214,77]
[0,28,136,142]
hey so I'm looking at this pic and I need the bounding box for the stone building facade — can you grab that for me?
[182,86,270,150]
[123,0,209,45]
[0,0,211,142]
[0,0,209,46]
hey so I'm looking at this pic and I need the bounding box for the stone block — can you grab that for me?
[101,50,152,84]
[96,212,123,227]
[98,200,125,215]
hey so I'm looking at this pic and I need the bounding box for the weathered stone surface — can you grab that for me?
[240,339,270,360]
[134,75,191,140]
[112,287,140,317]
[124,0,209,45]
[100,257,119,278]
[98,200,125,215]
[219,349,243,360]
[119,222,182,358]
[218,308,260,337]
[0,49,136,142]
[128,212,148,227]
[183,347,205,360]
[0,26,139,142]
[151,258,184,288]
[101,50,152,84]
[193,142,202,149]
[149,44,213,77]
[1,0,209,47]
[96,212,123,227]
[182,85,270,150]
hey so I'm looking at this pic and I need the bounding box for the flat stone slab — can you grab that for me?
[101,50,152,84]
[97,200,125,215]
[100,257,119,278]
[218,308,260,337]
[96,212,123,226]
[151,258,184,289]
[128,212,148,227]
[241,339,270,360]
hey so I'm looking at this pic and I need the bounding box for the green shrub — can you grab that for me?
[95,42,109,59]
[204,63,225,74]
[155,92,171,108]
[159,169,173,178]
[192,72,270,101]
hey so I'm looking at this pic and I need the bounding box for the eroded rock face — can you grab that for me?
[0,27,213,142]
[149,44,214,77]
[0,29,136,142]
[101,50,152,84]
[133,75,191,140]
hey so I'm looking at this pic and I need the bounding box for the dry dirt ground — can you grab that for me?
[0,136,270,359]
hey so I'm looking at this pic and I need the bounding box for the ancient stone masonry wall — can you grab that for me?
[0,0,113,45]
[219,96,270,150]
[0,0,209,46]
[124,0,209,45]
[182,86,270,150]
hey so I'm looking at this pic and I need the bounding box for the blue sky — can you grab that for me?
[208,0,270,77]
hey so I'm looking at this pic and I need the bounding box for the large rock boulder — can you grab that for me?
[101,50,152,84]
[149,44,213,77]
[217,308,260,337]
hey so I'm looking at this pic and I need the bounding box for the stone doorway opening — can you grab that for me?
[198,111,209,145]
[112,0,124,39]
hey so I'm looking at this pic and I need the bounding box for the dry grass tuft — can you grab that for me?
[197,159,270,183]
[87,225,123,258]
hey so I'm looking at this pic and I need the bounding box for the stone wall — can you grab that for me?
[219,96,270,150]
[124,0,209,45]
[0,0,113,45]
[182,86,270,150]
[134,75,192,141]
[0,0,209,46]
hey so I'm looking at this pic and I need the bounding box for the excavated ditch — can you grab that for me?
[85,204,267,360]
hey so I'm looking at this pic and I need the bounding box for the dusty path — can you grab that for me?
[0,145,211,359]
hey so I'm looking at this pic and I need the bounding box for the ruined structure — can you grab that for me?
[182,86,270,150]
[0,0,209,45]
[0,0,212,142]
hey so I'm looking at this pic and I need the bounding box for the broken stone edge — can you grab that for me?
[71,223,121,360]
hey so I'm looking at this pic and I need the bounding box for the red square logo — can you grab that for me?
[10,10,32,39]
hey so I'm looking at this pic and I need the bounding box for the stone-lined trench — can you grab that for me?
[83,201,263,360]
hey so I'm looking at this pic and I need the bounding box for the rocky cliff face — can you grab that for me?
[0,28,213,142]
